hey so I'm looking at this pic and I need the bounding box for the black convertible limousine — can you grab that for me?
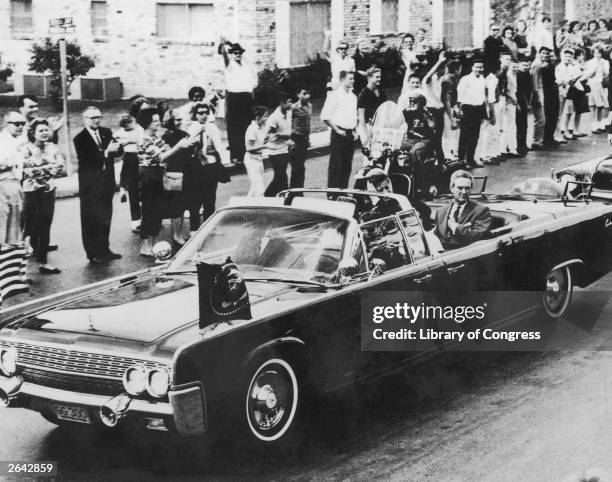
[1,184,612,449]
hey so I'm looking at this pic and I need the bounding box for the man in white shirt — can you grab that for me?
[457,60,487,168]
[0,112,27,245]
[497,53,519,157]
[263,93,294,197]
[529,16,555,53]
[321,71,358,188]
[329,41,356,90]
[422,51,447,163]
[475,69,500,165]
[219,40,257,164]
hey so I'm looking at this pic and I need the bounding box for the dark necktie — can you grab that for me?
[454,205,460,223]
[92,129,102,149]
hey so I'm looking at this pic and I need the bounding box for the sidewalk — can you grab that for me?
[54,129,332,199]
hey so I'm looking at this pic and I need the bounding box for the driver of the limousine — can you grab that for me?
[359,168,403,222]
[434,170,492,249]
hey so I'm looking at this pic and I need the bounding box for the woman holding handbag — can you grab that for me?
[185,103,230,236]
[136,108,193,257]
[162,110,192,249]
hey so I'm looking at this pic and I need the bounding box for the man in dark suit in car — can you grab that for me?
[73,106,123,264]
[434,170,492,249]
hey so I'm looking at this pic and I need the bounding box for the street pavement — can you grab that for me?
[0,133,612,481]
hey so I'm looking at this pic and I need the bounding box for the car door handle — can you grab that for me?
[414,274,432,285]
[447,264,465,274]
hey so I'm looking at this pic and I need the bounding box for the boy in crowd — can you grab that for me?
[290,85,312,189]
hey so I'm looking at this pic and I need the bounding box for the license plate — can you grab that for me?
[52,404,91,424]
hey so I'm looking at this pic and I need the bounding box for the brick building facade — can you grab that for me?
[1,0,610,99]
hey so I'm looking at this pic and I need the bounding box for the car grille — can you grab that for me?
[0,341,171,396]
[21,367,124,396]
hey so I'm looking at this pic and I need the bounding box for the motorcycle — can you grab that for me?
[356,101,464,200]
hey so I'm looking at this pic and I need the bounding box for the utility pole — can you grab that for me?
[49,17,75,174]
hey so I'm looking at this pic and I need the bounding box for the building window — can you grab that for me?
[443,0,473,49]
[156,2,214,41]
[289,1,331,66]
[91,1,108,37]
[381,0,398,33]
[10,0,33,35]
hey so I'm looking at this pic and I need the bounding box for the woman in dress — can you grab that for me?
[136,108,192,256]
[502,26,519,61]
[514,19,531,57]
[184,103,230,236]
[20,119,64,274]
[566,21,585,51]
[584,46,610,133]
[596,19,611,44]
[161,109,193,249]
[115,114,143,233]
[585,20,599,49]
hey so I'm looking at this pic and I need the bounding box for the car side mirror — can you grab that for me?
[153,241,173,263]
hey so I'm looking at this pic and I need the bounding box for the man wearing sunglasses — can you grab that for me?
[0,112,27,245]
[483,24,504,75]
[329,41,356,90]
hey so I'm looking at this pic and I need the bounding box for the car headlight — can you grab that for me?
[0,346,17,377]
[146,368,170,399]
[122,364,148,396]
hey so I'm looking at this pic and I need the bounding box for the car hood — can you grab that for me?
[1,273,315,343]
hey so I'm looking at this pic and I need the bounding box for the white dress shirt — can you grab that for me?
[0,130,24,180]
[265,107,293,154]
[330,55,356,89]
[423,75,444,109]
[320,88,358,130]
[457,73,487,106]
[484,73,499,104]
[225,60,257,93]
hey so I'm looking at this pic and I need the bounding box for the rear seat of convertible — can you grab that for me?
[428,206,526,235]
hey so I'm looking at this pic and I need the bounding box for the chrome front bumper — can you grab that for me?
[0,375,206,436]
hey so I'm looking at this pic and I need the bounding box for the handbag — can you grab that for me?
[162,171,183,191]
[581,79,591,94]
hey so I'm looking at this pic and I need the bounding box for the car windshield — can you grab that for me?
[170,207,349,284]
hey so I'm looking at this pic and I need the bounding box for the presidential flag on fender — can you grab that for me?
[197,256,252,329]
[0,245,28,306]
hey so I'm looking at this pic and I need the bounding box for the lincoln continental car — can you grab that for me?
[1,186,612,448]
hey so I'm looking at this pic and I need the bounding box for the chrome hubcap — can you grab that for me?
[246,359,298,441]
[544,268,569,313]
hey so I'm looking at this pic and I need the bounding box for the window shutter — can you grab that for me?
[370,0,382,35]
[398,0,410,33]
[276,0,291,68]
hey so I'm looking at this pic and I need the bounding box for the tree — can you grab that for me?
[28,37,95,108]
